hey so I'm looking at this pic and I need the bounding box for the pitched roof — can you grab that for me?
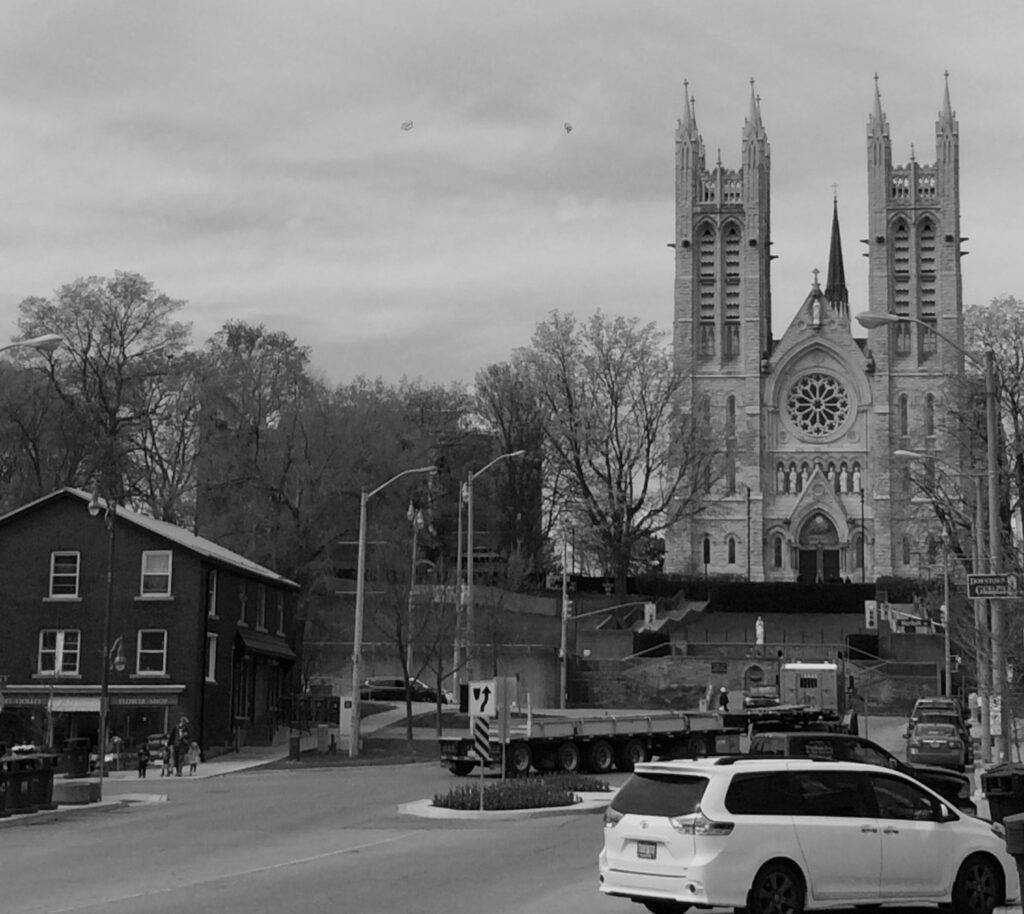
[0,488,299,590]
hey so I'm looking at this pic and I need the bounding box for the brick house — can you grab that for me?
[0,488,300,757]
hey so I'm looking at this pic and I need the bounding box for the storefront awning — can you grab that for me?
[237,629,296,661]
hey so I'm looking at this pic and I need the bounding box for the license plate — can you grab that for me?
[637,841,657,860]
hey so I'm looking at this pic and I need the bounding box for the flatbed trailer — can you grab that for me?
[439,704,853,777]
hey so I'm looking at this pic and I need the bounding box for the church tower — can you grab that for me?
[861,75,964,577]
[667,81,772,576]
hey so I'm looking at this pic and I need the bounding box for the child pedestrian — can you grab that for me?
[137,743,150,779]
[187,740,200,776]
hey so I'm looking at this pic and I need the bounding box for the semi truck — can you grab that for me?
[440,703,853,777]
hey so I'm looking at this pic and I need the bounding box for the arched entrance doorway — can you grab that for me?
[797,513,840,583]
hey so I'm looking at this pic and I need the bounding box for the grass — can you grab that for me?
[434,773,610,811]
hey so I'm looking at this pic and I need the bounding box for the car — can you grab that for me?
[748,729,976,813]
[908,721,969,772]
[742,684,781,709]
[360,677,448,703]
[599,756,1018,914]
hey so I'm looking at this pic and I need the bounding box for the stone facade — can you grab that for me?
[666,78,965,585]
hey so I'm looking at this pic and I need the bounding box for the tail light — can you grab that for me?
[668,812,734,836]
[949,740,963,749]
[604,806,624,829]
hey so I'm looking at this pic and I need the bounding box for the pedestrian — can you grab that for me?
[718,686,730,712]
[161,742,172,777]
[187,740,200,776]
[137,743,150,779]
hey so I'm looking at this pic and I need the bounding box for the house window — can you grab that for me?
[207,569,218,617]
[256,584,267,630]
[702,536,711,566]
[772,536,783,569]
[39,629,80,675]
[137,629,167,675]
[239,581,248,625]
[141,551,172,596]
[50,552,80,598]
[727,537,737,565]
[206,632,218,683]
[276,592,285,635]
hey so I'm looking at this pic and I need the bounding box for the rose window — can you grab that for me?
[786,373,851,438]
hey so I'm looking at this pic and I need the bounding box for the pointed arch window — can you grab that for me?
[772,535,783,569]
[702,535,711,566]
[902,536,911,566]
[898,395,909,438]
[924,393,935,438]
[727,537,737,565]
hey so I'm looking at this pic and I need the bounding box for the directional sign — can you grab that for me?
[967,573,1019,600]
[468,679,497,719]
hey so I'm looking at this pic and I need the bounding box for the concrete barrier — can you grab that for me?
[52,779,100,805]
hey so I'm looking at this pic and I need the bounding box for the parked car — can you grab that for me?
[742,684,781,709]
[748,729,976,812]
[599,756,1017,914]
[908,721,969,772]
[360,677,448,703]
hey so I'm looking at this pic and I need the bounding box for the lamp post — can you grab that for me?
[0,333,64,357]
[859,485,866,583]
[405,503,424,672]
[88,492,116,800]
[941,530,952,698]
[745,484,752,582]
[350,464,436,758]
[464,449,525,681]
[859,311,1007,760]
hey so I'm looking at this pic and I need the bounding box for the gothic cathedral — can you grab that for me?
[664,77,965,584]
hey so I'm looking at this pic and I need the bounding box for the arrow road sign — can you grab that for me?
[967,573,1019,600]
[471,716,491,766]
[468,679,497,719]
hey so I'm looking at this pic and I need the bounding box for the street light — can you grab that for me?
[464,449,526,681]
[941,529,951,698]
[857,311,1006,759]
[88,491,116,800]
[0,333,64,356]
[894,447,991,762]
[350,464,436,758]
[405,503,424,672]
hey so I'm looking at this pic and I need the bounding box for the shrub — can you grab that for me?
[433,772,610,811]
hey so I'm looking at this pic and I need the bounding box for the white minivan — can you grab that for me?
[599,756,1019,914]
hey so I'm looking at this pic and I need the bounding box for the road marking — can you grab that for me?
[46,832,417,912]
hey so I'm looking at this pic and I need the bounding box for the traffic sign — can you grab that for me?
[967,573,1019,599]
[471,716,491,766]
[468,679,497,719]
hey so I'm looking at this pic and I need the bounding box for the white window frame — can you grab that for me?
[276,592,285,635]
[49,551,81,598]
[238,581,248,625]
[207,569,218,617]
[140,550,173,597]
[136,629,167,675]
[39,629,80,675]
[206,632,218,682]
[256,584,266,631]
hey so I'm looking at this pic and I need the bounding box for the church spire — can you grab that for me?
[940,70,954,127]
[677,79,699,140]
[824,194,848,313]
[743,78,764,140]
[869,73,887,134]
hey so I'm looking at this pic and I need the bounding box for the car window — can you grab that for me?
[611,773,708,817]
[724,772,794,815]
[848,740,892,766]
[749,736,785,757]
[869,773,942,821]
[790,769,872,817]
[796,738,838,761]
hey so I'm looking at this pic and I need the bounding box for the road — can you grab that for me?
[0,717,980,914]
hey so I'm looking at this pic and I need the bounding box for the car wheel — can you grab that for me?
[449,761,474,776]
[614,737,647,772]
[505,742,532,778]
[556,741,581,773]
[585,739,615,774]
[949,853,1002,914]
[746,861,805,914]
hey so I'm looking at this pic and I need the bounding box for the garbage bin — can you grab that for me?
[981,762,1024,824]
[28,754,58,811]
[1,756,38,815]
[61,738,91,778]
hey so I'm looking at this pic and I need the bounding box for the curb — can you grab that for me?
[0,793,166,828]
[398,791,613,820]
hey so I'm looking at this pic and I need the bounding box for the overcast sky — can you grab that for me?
[0,1,1019,386]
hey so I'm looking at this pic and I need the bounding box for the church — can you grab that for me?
[664,77,966,584]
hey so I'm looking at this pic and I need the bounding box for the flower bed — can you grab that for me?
[433,773,610,811]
